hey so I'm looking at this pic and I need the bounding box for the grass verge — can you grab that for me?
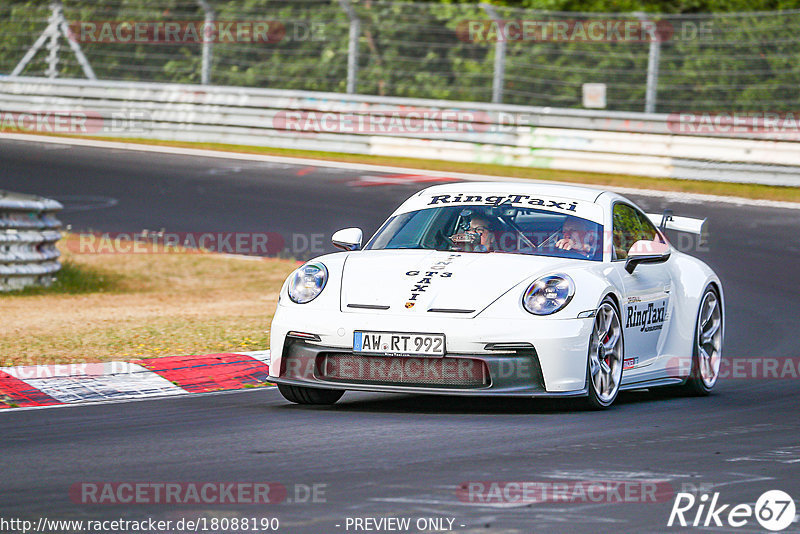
[0,234,296,367]
[5,130,800,202]
[11,261,123,296]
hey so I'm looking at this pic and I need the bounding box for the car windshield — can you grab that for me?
[365,205,604,261]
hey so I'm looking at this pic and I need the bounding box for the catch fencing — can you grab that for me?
[1,1,799,113]
[0,190,62,291]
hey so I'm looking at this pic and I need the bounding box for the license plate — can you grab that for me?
[353,331,445,357]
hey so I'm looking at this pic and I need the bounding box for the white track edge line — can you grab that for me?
[3,132,800,211]
[0,385,277,413]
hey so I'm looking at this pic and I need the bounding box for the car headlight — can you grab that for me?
[287,262,328,304]
[522,274,575,315]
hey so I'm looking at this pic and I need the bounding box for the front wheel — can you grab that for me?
[278,384,344,405]
[585,298,624,409]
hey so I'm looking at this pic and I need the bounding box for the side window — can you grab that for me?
[613,204,656,259]
[634,209,659,244]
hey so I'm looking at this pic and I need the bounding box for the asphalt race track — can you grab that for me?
[2,137,800,533]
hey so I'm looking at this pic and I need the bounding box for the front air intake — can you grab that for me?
[316,353,490,388]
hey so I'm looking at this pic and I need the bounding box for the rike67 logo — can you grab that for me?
[668,490,796,531]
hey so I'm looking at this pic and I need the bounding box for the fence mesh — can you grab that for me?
[1,0,799,112]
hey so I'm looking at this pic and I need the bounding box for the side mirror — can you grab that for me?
[625,240,670,274]
[332,227,363,251]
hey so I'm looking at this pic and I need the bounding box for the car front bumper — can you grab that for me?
[268,305,594,397]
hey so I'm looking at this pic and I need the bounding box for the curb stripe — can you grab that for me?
[134,354,271,393]
[0,371,62,408]
[21,362,187,404]
[0,351,272,410]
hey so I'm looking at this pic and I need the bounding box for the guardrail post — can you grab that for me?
[0,191,63,292]
[197,0,214,85]
[338,0,360,94]
[45,2,61,78]
[645,36,661,113]
[637,12,661,113]
[481,3,506,104]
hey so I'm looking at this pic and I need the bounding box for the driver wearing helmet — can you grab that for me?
[449,215,496,252]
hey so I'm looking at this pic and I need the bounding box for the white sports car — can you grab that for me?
[268,182,723,408]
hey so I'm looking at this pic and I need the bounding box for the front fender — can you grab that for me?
[477,264,624,321]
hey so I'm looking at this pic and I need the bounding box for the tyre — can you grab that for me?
[278,384,344,405]
[679,286,723,396]
[585,297,624,409]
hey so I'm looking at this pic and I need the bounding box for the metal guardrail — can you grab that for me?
[1,76,799,186]
[0,190,62,291]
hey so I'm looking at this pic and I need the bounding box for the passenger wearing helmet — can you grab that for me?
[555,217,596,257]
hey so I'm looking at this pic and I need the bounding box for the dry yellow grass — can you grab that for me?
[0,234,297,367]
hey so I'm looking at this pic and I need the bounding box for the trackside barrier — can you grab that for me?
[1,77,799,186]
[0,191,62,291]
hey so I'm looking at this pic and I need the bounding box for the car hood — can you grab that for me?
[340,249,576,317]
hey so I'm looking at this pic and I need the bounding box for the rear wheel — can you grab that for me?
[585,298,624,409]
[278,384,344,405]
[679,286,722,396]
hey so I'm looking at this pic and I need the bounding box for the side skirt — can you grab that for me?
[619,377,684,391]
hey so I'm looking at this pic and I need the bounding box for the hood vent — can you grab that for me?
[347,303,390,310]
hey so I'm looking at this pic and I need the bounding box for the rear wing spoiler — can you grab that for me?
[645,210,707,243]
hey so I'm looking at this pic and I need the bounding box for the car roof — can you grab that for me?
[415,181,606,203]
